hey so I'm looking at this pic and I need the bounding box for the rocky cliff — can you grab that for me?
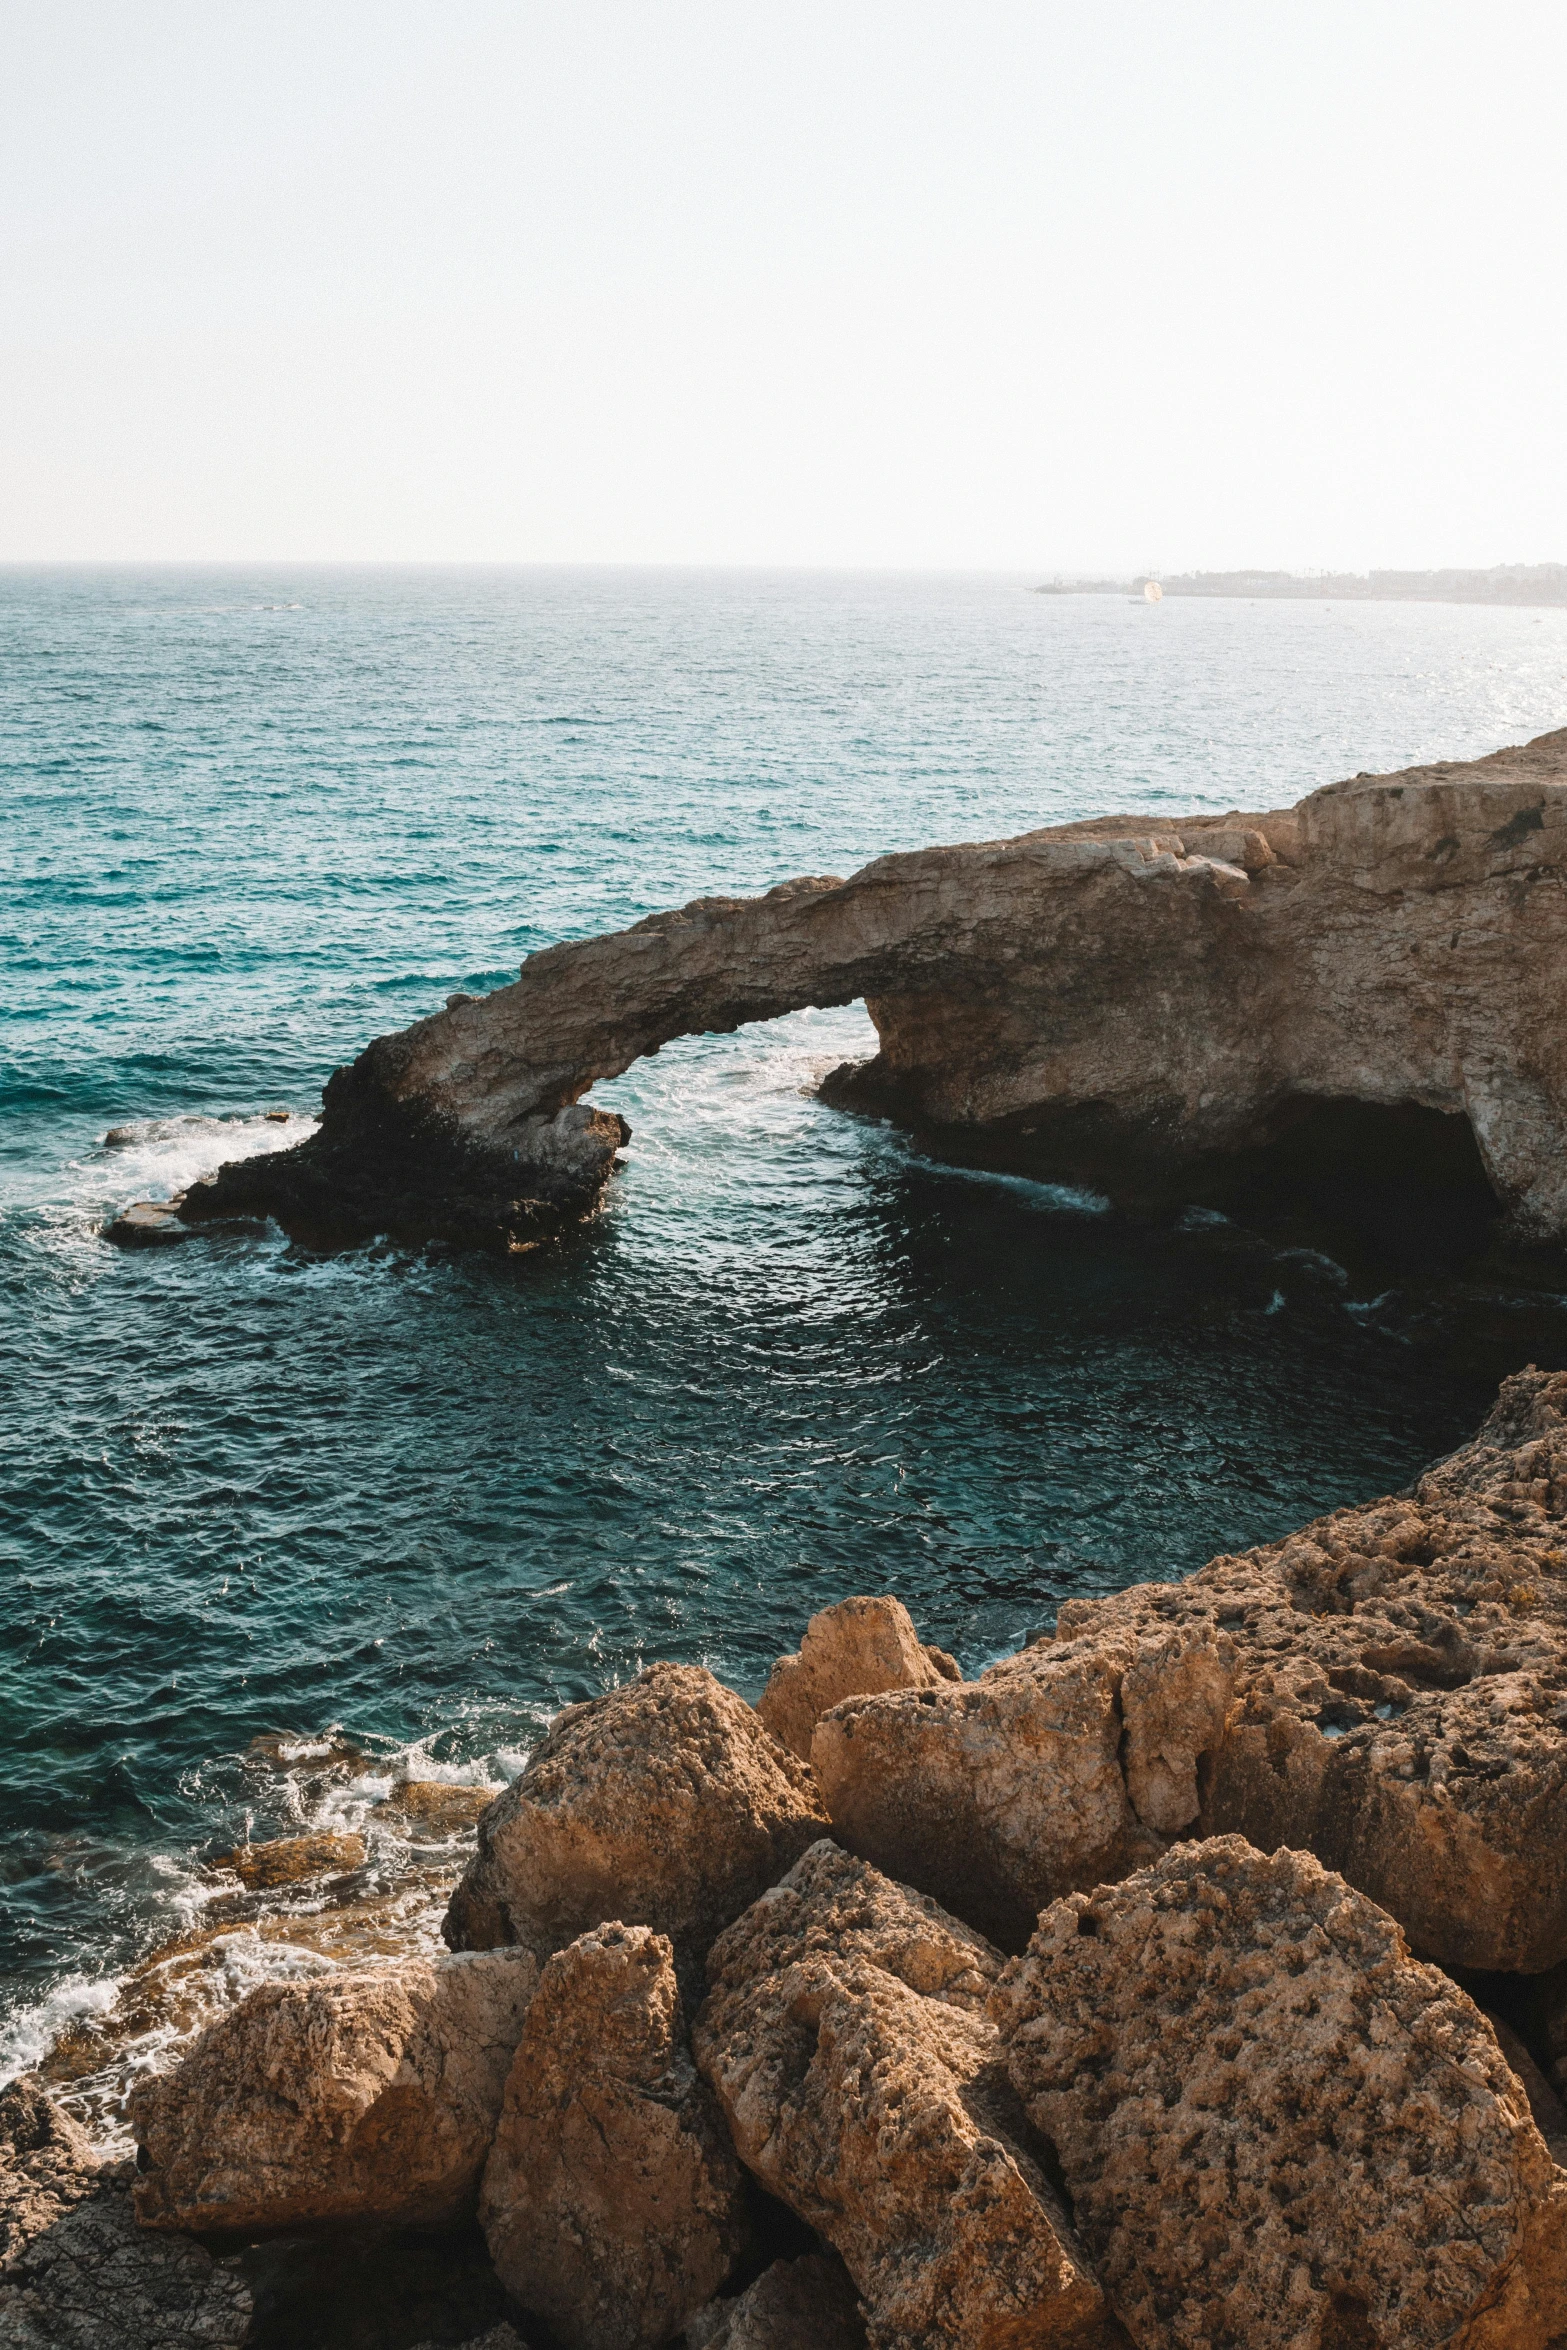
[150,727,1567,1252]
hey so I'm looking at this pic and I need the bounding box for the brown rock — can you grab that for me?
[757,1596,953,1760]
[195,727,1567,1249]
[813,1621,1231,1949]
[130,1946,539,2233]
[0,2077,251,2350]
[684,2253,866,2349]
[443,1664,829,1974]
[213,1829,367,1888]
[694,1841,1122,2349]
[996,1837,1567,2350]
[379,1779,498,1834]
[480,1923,748,2350]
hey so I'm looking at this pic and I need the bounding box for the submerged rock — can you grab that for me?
[996,1837,1567,2350]
[756,1596,954,1760]
[481,1922,747,2349]
[694,1841,1122,2349]
[442,1664,829,1976]
[130,1947,539,2234]
[684,2253,866,2349]
[0,2077,251,2350]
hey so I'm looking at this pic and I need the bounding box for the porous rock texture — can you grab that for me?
[813,1619,1232,1950]
[179,727,1567,1248]
[130,1946,540,2233]
[684,2253,867,2350]
[817,1367,1567,1971]
[996,1838,1567,2350]
[694,1839,1123,2350]
[443,1663,829,1975]
[480,1922,748,2350]
[0,2076,252,2350]
[756,1595,954,1760]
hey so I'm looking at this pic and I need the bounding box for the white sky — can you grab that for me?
[3,2,1564,569]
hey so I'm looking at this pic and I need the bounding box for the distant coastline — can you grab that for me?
[1037,561,1567,606]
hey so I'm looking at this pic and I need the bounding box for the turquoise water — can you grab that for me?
[4,566,1567,2093]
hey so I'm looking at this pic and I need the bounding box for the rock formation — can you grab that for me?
[442,1663,829,1977]
[161,727,1567,1249]
[814,1365,1567,1971]
[130,1947,539,2233]
[756,1595,956,1760]
[0,2077,252,2350]
[693,1841,1123,2349]
[480,1923,748,2349]
[684,2253,867,2350]
[995,1838,1567,2350]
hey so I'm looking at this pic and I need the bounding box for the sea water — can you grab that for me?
[4,566,1566,2126]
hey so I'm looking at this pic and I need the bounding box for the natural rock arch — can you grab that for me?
[178,728,1567,1252]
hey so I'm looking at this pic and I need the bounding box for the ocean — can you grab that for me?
[4,564,1566,2134]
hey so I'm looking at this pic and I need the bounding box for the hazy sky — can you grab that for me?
[4,3,1564,569]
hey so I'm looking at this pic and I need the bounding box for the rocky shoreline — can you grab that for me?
[5,1366,1567,2347]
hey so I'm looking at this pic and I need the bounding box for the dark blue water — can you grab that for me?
[4,566,1567,2105]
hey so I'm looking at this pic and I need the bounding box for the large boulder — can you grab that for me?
[130,1946,539,2233]
[813,1622,1231,1948]
[480,1922,748,2350]
[757,1596,955,1760]
[0,2077,251,2350]
[443,1664,829,1974]
[684,2253,866,2349]
[694,1840,1123,2349]
[996,1837,1567,2350]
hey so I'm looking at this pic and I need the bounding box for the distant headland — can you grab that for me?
[1037,561,1567,606]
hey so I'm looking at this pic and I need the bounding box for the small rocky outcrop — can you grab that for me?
[756,1596,956,1760]
[442,1664,829,1976]
[996,1838,1567,2350]
[813,1623,1231,1949]
[172,728,1567,1248]
[212,1828,367,1888]
[694,1841,1122,2350]
[130,1947,540,2234]
[684,2253,867,2349]
[480,1923,748,2349]
[0,2077,252,2350]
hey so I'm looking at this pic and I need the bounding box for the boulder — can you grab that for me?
[380,1780,497,1833]
[212,1829,366,1888]
[996,1837,1567,2350]
[0,2077,251,2350]
[130,1946,539,2233]
[443,1664,829,1974]
[684,2253,866,2349]
[480,1922,748,2350]
[694,1841,1122,2349]
[813,1622,1231,1948]
[757,1596,953,1760]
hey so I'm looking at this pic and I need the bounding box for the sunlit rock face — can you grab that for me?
[184,728,1567,1250]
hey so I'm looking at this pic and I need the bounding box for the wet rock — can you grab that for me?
[410,2331,526,2350]
[684,2252,866,2349]
[131,1947,540,2233]
[379,1780,497,1834]
[443,1664,828,1976]
[0,2076,251,2350]
[757,1597,953,1761]
[1046,1366,1567,1972]
[213,1829,367,1888]
[813,1622,1231,1949]
[694,1841,1121,2349]
[481,1922,748,2350]
[104,1198,195,1248]
[996,1837,1567,2350]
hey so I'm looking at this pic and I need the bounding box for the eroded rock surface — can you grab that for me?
[180,728,1567,1247]
[684,2253,866,2350]
[757,1596,953,1760]
[480,1923,747,2350]
[0,2077,252,2350]
[130,1947,539,2233]
[996,1838,1567,2350]
[443,1664,829,1975]
[694,1841,1121,2349]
